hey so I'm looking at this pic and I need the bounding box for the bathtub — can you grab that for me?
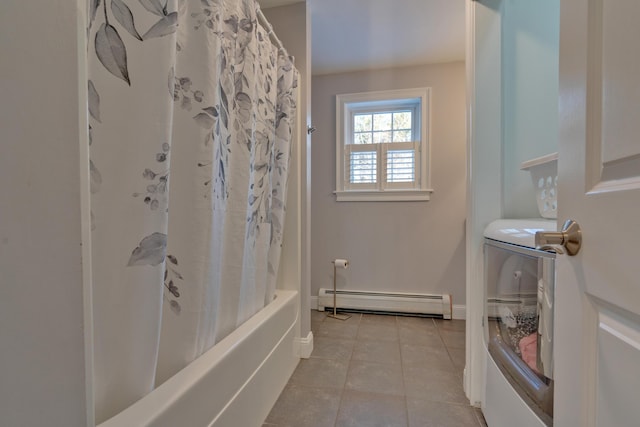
[99,289,300,427]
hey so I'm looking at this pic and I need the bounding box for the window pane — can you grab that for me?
[354,132,372,144]
[387,149,415,182]
[373,113,392,131]
[393,130,412,142]
[354,114,372,132]
[373,131,392,143]
[392,111,412,130]
[350,151,377,183]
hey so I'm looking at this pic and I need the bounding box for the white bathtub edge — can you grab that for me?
[211,304,300,426]
[98,289,299,427]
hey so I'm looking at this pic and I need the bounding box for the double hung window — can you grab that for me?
[335,88,432,201]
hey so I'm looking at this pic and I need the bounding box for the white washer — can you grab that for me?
[482,219,556,427]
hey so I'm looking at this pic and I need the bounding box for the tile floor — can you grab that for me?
[264,310,488,427]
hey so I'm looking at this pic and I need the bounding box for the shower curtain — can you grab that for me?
[87,0,298,422]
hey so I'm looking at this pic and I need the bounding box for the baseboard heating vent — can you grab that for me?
[318,289,452,319]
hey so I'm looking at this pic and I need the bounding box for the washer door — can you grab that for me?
[484,240,555,425]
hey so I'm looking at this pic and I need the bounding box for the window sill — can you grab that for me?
[334,189,434,202]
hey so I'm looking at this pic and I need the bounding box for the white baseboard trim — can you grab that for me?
[311,295,465,320]
[295,331,314,359]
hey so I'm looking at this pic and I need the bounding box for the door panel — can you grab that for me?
[601,1,640,165]
[557,0,640,425]
[588,0,640,189]
[595,307,640,426]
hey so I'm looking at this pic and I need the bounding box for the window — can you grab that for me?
[335,88,432,201]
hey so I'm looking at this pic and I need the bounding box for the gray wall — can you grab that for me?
[0,1,90,425]
[311,62,467,305]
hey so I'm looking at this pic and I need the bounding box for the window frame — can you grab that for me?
[335,88,433,202]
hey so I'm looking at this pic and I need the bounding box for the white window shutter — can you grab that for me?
[345,144,379,189]
[384,142,418,188]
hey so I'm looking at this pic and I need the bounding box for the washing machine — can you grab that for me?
[482,219,556,427]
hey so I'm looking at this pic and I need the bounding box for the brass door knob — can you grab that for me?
[535,219,582,256]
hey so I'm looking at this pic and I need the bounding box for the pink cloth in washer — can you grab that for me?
[519,333,539,373]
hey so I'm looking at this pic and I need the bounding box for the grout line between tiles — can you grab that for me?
[277,312,471,427]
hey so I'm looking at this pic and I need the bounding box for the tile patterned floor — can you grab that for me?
[264,311,488,427]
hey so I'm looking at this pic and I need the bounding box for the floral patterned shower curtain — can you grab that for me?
[87,0,298,422]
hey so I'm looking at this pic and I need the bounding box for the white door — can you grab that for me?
[555,0,640,426]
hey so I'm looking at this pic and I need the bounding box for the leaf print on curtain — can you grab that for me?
[88,0,178,423]
[154,0,298,386]
[88,0,298,421]
[266,55,298,302]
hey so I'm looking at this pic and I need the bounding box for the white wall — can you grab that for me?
[0,1,92,425]
[501,0,560,218]
[311,62,467,305]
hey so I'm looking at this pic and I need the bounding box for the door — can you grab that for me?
[556,0,640,426]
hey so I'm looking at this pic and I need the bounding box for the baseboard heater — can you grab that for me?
[318,289,452,319]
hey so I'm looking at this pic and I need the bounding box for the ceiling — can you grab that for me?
[259,0,466,75]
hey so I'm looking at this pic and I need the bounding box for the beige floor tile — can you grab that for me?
[447,348,465,370]
[315,321,359,340]
[265,384,341,427]
[335,390,408,427]
[439,330,465,350]
[311,309,328,323]
[346,360,405,396]
[434,318,466,332]
[401,343,456,372]
[403,365,468,405]
[290,358,349,389]
[311,324,322,338]
[324,312,362,325]
[269,311,478,426]
[407,398,479,427]
[361,313,398,326]
[396,316,437,331]
[398,326,445,346]
[352,340,402,365]
[357,323,399,342]
[311,336,355,361]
